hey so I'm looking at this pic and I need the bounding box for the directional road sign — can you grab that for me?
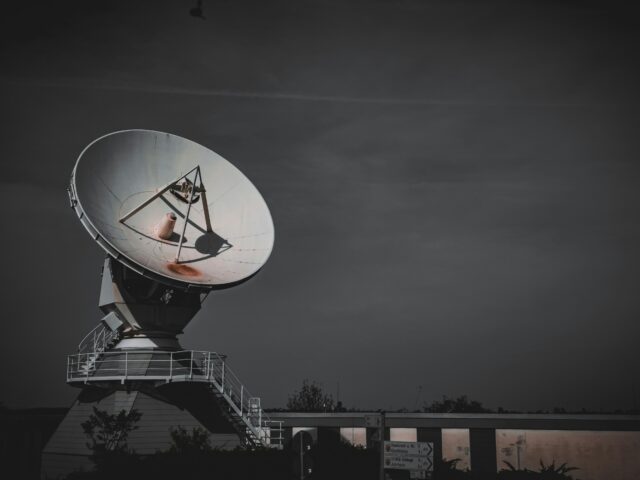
[384,441,432,456]
[383,441,433,472]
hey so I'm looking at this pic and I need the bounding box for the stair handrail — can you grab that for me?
[197,351,281,447]
[77,323,119,355]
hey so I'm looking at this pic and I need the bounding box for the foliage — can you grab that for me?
[308,439,378,479]
[287,379,335,412]
[424,395,491,413]
[167,426,213,455]
[146,446,291,480]
[426,457,580,480]
[497,459,580,479]
[432,458,471,480]
[77,406,142,477]
[81,406,142,454]
[64,447,290,480]
[538,460,579,476]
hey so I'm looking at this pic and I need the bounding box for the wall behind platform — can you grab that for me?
[442,429,471,470]
[390,428,417,442]
[340,427,366,447]
[496,430,640,480]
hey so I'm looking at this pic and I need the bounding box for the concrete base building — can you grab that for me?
[42,384,242,479]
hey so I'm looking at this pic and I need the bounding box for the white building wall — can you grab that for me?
[390,428,417,442]
[442,428,471,470]
[496,430,640,480]
[340,427,367,447]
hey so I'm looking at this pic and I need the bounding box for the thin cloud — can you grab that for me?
[0,77,629,110]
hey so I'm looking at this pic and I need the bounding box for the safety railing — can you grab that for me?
[77,323,119,355]
[66,350,282,448]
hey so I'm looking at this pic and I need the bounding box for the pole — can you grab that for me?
[119,166,198,223]
[199,167,213,233]
[175,168,199,263]
[300,432,304,480]
[379,411,386,480]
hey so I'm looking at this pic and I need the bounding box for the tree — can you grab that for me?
[81,407,142,459]
[423,395,491,413]
[168,426,213,455]
[287,379,335,412]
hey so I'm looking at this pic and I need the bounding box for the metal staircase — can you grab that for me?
[75,323,120,375]
[201,353,282,448]
[66,349,283,449]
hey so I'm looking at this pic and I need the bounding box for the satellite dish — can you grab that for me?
[69,130,274,290]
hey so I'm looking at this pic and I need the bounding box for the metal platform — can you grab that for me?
[67,349,283,449]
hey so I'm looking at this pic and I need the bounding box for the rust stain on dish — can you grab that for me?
[166,262,201,277]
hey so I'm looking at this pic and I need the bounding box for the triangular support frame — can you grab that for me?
[118,165,213,263]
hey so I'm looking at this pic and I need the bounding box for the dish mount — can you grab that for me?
[67,129,275,347]
[119,165,215,264]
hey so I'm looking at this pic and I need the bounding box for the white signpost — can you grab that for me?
[384,441,433,479]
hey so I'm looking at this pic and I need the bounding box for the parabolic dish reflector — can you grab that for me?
[70,130,274,289]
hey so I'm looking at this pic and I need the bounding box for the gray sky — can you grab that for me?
[1,0,639,412]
